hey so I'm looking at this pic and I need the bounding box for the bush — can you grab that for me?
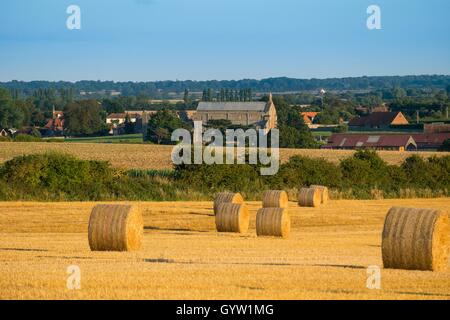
[13,134,41,142]
[340,150,390,189]
[268,155,341,189]
[0,151,448,201]
[0,153,115,200]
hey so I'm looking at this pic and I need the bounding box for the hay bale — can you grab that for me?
[215,203,249,233]
[310,185,329,204]
[213,192,244,214]
[298,188,321,207]
[382,207,450,271]
[256,208,290,238]
[88,204,143,252]
[262,190,289,209]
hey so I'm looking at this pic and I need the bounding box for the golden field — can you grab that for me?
[0,142,448,170]
[0,198,449,300]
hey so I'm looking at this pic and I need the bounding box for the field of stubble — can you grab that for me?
[0,198,449,300]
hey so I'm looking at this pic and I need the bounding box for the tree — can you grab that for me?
[439,139,450,152]
[270,95,318,148]
[0,88,24,128]
[64,100,107,136]
[183,89,190,104]
[124,114,135,134]
[147,110,189,144]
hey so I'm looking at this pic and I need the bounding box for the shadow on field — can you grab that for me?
[37,256,93,260]
[0,247,48,252]
[144,226,209,233]
[188,212,214,217]
[144,259,302,267]
[393,291,450,298]
[312,264,366,269]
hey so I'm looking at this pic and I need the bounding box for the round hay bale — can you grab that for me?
[256,208,290,238]
[310,185,329,204]
[262,190,289,209]
[298,188,321,207]
[215,203,249,233]
[88,204,143,252]
[213,192,244,215]
[382,207,450,271]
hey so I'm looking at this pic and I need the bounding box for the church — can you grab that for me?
[192,94,277,132]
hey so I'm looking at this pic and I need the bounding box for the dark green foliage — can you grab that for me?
[268,156,342,189]
[273,96,318,149]
[124,114,135,134]
[147,109,189,144]
[439,139,450,151]
[174,163,263,195]
[0,151,448,201]
[0,88,24,128]
[340,150,391,189]
[64,100,107,136]
[0,153,115,200]
[13,134,42,142]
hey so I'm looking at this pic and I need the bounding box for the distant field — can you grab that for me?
[0,198,448,299]
[0,142,448,170]
[63,134,143,144]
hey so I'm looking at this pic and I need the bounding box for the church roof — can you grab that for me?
[197,102,268,112]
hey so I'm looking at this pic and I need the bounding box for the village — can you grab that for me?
[1,86,449,152]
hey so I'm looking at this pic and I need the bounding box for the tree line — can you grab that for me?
[2,75,449,97]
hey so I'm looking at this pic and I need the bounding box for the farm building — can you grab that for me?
[106,111,157,135]
[107,112,143,125]
[424,123,450,134]
[411,133,450,150]
[322,133,417,151]
[349,111,409,129]
[192,94,277,132]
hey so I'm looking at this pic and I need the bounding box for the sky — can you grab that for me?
[0,0,449,81]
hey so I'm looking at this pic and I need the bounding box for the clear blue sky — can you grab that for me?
[0,0,449,81]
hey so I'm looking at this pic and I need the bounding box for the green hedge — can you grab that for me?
[0,150,448,201]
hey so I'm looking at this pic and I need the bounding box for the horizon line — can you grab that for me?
[1,74,450,83]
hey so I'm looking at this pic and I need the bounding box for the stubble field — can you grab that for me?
[0,198,449,300]
[0,142,448,170]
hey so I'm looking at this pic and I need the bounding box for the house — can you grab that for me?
[0,128,11,137]
[106,111,156,135]
[349,111,409,129]
[301,112,319,125]
[191,94,277,132]
[411,133,450,150]
[45,109,65,134]
[322,133,417,151]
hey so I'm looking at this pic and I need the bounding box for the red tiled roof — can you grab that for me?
[323,134,416,149]
[349,112,406,127]
[411,133,450,148]
[300,112,319,124]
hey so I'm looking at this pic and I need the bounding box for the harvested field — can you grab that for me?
[0,198,449,300]
[0,142,448,170]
